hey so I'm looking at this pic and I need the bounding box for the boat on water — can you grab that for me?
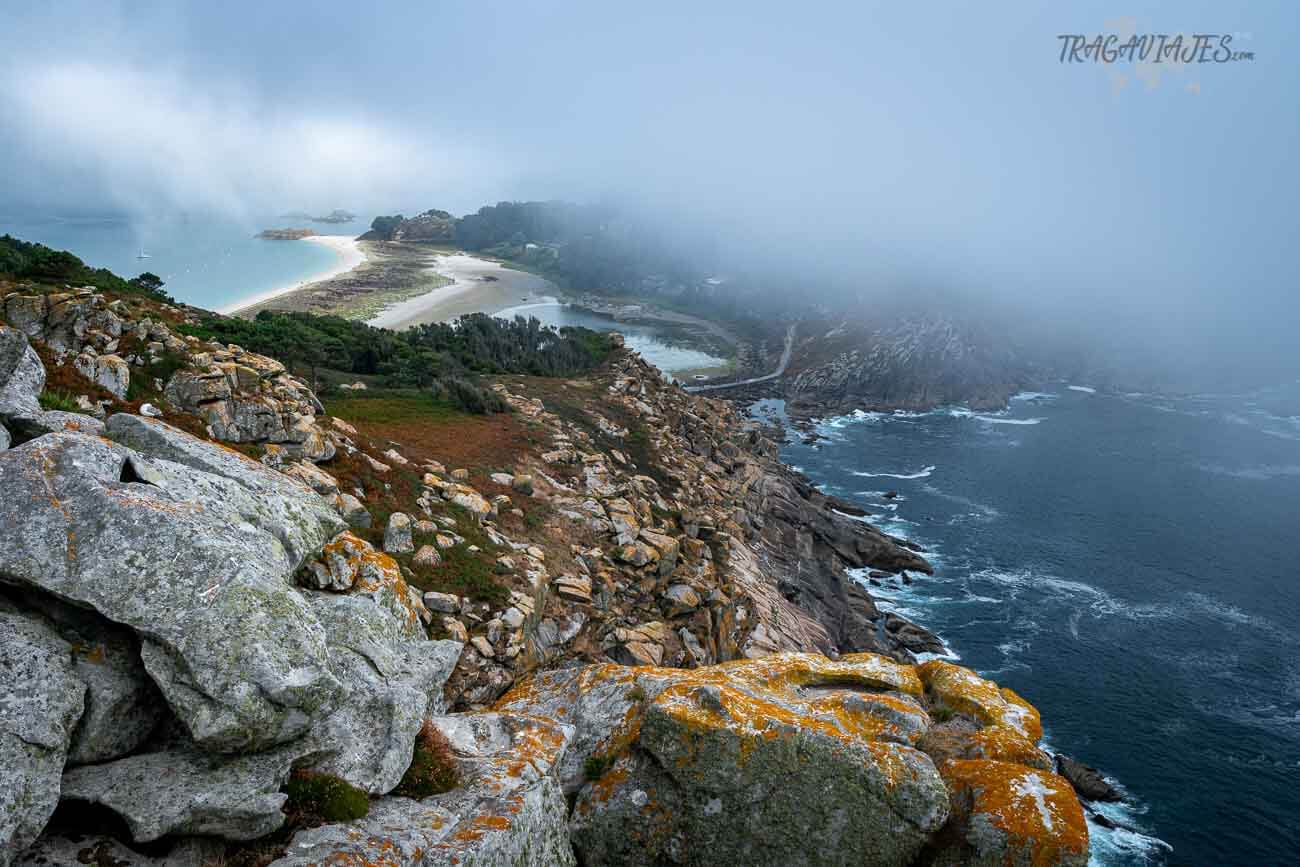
[136,248,151,259]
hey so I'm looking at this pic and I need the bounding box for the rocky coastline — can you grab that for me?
[0,277,1092,864]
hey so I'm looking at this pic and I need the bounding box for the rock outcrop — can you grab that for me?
[782,314,1037,416]
[0,279,1089,865]
[0,428,343,751]
[495,652,1088,866]
[0,598,86,865]
[271,713,576,866]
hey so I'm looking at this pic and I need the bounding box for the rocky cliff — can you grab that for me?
[0,278,1089,864]
[781,314,1041,417]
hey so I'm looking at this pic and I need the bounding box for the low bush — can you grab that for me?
[282,769,370,825]
[393,720,460,799]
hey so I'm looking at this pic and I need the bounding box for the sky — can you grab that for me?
[1,1,1297,385]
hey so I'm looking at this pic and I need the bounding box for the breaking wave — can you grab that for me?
[852,464,936,480]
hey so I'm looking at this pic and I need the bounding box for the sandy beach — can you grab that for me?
[367,253,554,329]
[219,234,365,315]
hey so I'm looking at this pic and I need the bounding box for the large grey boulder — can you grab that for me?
[106,413,345,566]
[4,409,105,442]
[16,590,163,766]
[272,713,576,867]
[306,591,464,793]
[15,590,162,764]
[0,598,86,865]
[60,738,322,843]
[498,653,952,867]
[0,326,43,421]
[0,430,344,752]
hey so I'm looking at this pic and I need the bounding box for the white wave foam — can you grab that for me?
[1068,384,1097,393]
[975,415,1045,425]
[852,464,936,480]
[1012,391,1058,402]
[1086,813,1173,866]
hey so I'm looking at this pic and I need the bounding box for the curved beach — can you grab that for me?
[367,253,554,329]
[219,234,366,315]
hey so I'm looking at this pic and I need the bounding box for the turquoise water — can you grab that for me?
[496,298,729,379]
[0,212,367,310]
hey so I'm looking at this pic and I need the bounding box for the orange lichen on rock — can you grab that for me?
[940,759,1090,866]
[917,659,1048,766]
[308,531,422,633]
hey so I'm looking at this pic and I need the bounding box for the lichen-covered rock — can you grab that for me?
[0,421,9,451]
[73,351,130,399]
[927,761,1089,866]
[0,430,344,752]
[497,652,1087,866]
[16,591,163,766]
[60,738,320,843]
[305,591,464,793]
[385,510,414,554]
[526,653,947,866]
[332,491,371,528]
[0,325,45,421]
[299,532,426,636]
[917,660,1051,770]
[271,713,576,867]
[105,414,344,567]
[0,598,86,865]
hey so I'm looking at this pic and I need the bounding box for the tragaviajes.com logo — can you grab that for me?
[1060,18,1255,95]
[1057,33,1254,64]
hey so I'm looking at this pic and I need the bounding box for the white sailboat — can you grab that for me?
[137,248,151,259]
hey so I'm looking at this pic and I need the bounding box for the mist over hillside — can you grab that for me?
[2,1,1295,389]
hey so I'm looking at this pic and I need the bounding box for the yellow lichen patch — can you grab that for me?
[318,531,421,631]
[942,760,1089,866]
[964,728,1053,771]
[652,679,910,774]
[918,660,1043,740]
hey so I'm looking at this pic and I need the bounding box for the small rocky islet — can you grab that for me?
[0,280,1091,865]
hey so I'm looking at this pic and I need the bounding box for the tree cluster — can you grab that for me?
[0,235,173,303]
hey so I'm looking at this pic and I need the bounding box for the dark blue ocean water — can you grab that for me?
[757,383,1300,865]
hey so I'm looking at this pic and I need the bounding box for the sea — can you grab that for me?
[0,212,365,311]
[752,382,1300,865]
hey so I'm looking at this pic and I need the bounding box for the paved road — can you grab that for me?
[685,323,796,393]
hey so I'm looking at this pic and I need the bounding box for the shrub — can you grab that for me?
[38,389,80,412]
[282,769,369,824]
[393,720,459,799]
[583,753,616,781]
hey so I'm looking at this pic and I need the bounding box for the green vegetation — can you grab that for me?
[0,234,173,303]
[180,309,614,414]
[125,349,189,401]
[323,391,463,425]
[282,769,370,824]
[583,753,616,781]
[434,544,507,605]
[38,389,80,412]
[393,720,460,799]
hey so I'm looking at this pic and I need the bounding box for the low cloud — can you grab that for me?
[1,60,493,219]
